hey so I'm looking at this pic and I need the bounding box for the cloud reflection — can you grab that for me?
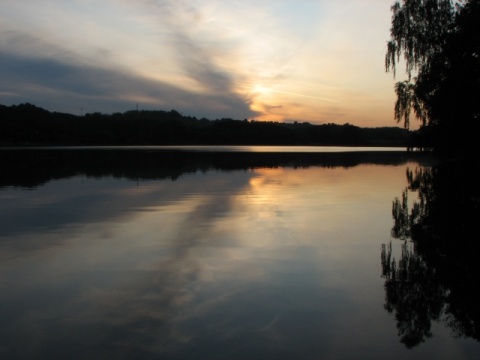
[0,155,434,359]
[0,170,256,357]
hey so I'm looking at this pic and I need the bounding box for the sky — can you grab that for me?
[0,0,410,128]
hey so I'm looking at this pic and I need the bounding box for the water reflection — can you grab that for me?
[2,148,478,359]
[382,161,480,348]
[0,147,422,189]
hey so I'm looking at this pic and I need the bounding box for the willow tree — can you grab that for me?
[386,0,455,128]
[385,0,480,157]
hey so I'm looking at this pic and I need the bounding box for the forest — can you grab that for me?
[0,103,416,147]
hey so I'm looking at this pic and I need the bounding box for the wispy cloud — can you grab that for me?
[0,0,399,127]
[0,50,257,118]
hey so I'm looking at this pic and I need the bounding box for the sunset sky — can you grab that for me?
[0,0,409,128]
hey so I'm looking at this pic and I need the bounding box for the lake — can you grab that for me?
[0,146,478,360]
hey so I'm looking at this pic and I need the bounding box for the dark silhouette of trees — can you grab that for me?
[0,103,413,147]
[382,161,480,347]
[384,1,480,344]
[386,0,480,158]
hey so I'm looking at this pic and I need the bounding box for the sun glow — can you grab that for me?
[251,85,272,96]
[239,82,340,122]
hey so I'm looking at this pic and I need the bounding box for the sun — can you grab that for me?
[251,84,271,95]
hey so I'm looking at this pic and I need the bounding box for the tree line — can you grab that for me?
[0,103,414,147]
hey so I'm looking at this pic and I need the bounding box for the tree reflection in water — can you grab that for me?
[381,161,480,348]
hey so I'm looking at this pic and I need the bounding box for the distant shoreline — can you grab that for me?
[0,145,410,152]
[1,103,421,148]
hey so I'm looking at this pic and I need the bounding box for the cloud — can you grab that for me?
[134,0,309,117]
[0,49,258,119]
[0,2,259,119]
[0,0,400,127]
[135,1,246,95]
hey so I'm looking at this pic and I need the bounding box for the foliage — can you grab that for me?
[385,0,480,157]
[386,0,455,80]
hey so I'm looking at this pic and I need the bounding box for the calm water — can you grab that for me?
[0,147,478,359]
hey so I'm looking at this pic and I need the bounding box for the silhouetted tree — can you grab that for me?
[386,0,480,158]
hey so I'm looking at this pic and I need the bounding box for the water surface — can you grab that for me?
[0,147,478,359]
